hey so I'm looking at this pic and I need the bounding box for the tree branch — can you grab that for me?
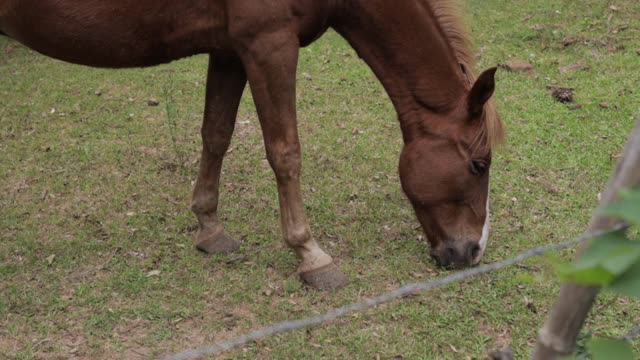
[532,118,640,359]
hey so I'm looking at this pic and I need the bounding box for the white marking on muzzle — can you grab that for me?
[478,194,490,257]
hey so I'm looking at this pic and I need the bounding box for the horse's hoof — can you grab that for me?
[300,262,347,290]
[195,230,240,254]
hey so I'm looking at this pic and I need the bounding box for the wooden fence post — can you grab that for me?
[532,118,640,359]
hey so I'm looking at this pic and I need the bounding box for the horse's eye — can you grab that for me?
[469,160,488,176]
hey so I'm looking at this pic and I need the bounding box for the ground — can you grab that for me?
[1,0,639,359]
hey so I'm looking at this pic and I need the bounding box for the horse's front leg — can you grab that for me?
[191,57,246,254]
[236,32,346,290]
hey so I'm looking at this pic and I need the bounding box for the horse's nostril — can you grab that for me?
[446,247,455,257]
[469,244,481,259]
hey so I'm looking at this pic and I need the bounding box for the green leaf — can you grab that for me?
[575,230,630,265]
[559,263,614,285]
[587,338,634,360]
[601,244,640,275]
[600,187,640,225]
[559,230,640,285]
[607,260,640,298]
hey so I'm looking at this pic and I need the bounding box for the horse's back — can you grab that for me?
[0,0,231,67]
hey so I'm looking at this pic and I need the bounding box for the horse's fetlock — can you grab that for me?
[286,226,311,247]
[191,194,217,215]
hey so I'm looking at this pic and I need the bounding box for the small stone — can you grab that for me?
[147,98,160,106]
[490,347,514,360]
[94,90,102,96]
[599,102,610,109]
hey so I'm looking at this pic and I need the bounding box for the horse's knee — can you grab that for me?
[201,126,233,157]
[266,143,301,181]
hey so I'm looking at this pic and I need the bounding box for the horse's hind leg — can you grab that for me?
[191,57,246,254]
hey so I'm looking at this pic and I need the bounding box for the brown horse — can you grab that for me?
[0,0,503,289]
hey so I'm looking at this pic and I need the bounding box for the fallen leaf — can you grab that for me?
[547,86,575,103]
[562,37,581,47]
[46,254,56,265]
[146,270,161,277]
[605,43,625,53]
[499,60,533,72]
[425,267,439,276]
[558,61,589,73]
[147,98,160,106]
[599,102,610,109]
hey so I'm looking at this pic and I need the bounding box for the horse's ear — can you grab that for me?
[468,67,497,117]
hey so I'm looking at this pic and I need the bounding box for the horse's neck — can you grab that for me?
[332,0,467,141]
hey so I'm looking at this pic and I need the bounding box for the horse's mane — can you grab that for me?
[428,0,504,148]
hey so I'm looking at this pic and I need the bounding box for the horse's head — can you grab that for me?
[399,67,501,269]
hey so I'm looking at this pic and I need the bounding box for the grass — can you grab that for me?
[1,0,640,358]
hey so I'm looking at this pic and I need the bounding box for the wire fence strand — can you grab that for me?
[624,324,640,341]
[163,223,628,360]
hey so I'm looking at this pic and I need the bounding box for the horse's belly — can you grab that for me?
[0,0,231,68]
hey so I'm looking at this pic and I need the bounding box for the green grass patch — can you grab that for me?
[1,0,640,358]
